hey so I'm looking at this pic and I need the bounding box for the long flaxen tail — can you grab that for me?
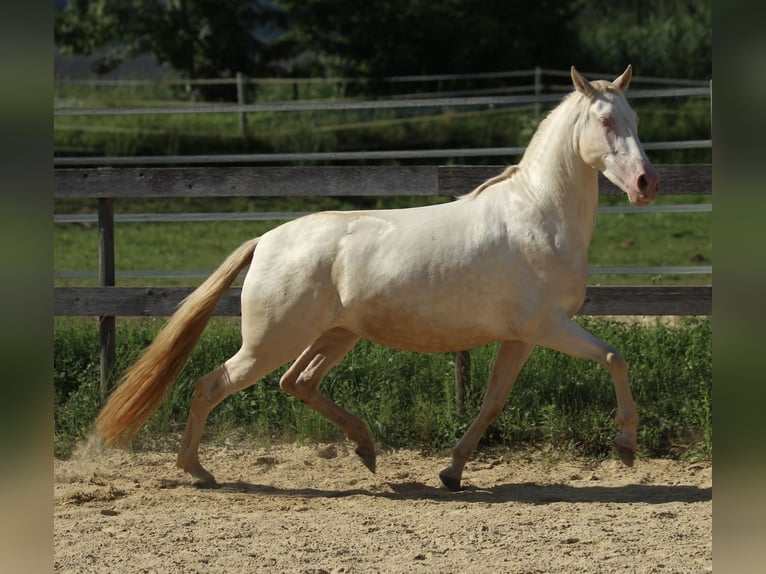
[95,238,259,446]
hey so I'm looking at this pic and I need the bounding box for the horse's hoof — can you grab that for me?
[355,446,377,474]
[438,469,463,492]
[180,460,218,485]
[615,444,635,467]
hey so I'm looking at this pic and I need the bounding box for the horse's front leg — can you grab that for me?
[537,317,638,466]
[439,340,535,491]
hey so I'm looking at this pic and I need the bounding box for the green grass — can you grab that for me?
[588,195,712,286]
[54,316,712,462]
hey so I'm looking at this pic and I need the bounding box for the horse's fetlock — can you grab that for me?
[615,429,637,450]
[618,412,638,428]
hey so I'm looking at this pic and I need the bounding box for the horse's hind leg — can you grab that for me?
[279,328,377,472]
[537,317,639,466]
[176,348,284,484]
[439,340,534,491]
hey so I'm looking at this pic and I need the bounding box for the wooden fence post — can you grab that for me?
[236,72,249,140]
[710,78,713,141]
[454,350,471,416]
[98,198,116,399]
[534,66,542,117]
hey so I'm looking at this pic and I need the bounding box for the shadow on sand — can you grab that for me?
[181,478,711,506]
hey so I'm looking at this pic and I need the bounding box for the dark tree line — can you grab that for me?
[55,0,291,79]
[55,0,712,84]
[279,0,578,77]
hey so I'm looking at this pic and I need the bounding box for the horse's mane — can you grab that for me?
[461,165,519,200]
[460,78,622,201]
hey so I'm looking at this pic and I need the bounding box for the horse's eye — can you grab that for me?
[600,116,613,128]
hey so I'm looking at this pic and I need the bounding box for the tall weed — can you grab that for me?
[54,317,711,461]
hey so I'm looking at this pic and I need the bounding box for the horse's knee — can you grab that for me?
[280,355,324,401]
[279,371,314,401]
[279,371,300,398]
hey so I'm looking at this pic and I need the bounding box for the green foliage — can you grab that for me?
[55,1,711,84]
[55,0,290,88]
[282,0,576,80]
[54,317,712,461]
[53,320,101,457]
[573,0,712,80]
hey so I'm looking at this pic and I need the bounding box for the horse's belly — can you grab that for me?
[351,305,505,353]
[364,329,498,353]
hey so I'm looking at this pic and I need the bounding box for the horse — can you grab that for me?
[95,66,659,491]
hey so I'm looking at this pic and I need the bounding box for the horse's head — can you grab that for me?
[571,65,659,205]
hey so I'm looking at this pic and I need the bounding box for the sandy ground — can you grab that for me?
[54,440,711,574]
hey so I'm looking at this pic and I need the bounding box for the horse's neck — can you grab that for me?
[516,105,600,250]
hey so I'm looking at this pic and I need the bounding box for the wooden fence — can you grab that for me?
[54,68,711,143]
[54,163,712,395]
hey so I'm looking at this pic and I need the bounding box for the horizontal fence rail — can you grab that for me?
[53,164,711,199]
[53,140,712,167]
[53,203,713,224]
[55,286,712,318]
[54,68,712,88]
[54,87,711,117]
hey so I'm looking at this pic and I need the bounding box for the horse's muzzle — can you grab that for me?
[630,164,660,205]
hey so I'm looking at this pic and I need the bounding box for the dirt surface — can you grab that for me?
[54,440,711,573]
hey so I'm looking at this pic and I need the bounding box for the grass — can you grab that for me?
[54,316,712,462]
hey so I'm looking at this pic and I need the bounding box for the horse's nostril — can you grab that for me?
[637,174,648,192]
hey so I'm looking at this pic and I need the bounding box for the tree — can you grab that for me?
[571,0,712,79]
[55,0,292,79]
[55,0,711,87]
[280,0,578,80]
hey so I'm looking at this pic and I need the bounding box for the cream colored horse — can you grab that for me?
[96,66,659,491]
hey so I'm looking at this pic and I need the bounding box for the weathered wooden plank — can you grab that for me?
[641,164,712,196]
[53,166,440,199]
[54,286,712,318]
[54,287,242,316]
[438,164,712,197]
[54,164,710,199]
[578,286,712,316]
[437,166,503,197]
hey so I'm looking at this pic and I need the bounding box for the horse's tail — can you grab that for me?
[95,237,259,446]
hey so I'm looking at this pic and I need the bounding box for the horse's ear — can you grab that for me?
[571,66,597,99]
[613,65,633,93]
